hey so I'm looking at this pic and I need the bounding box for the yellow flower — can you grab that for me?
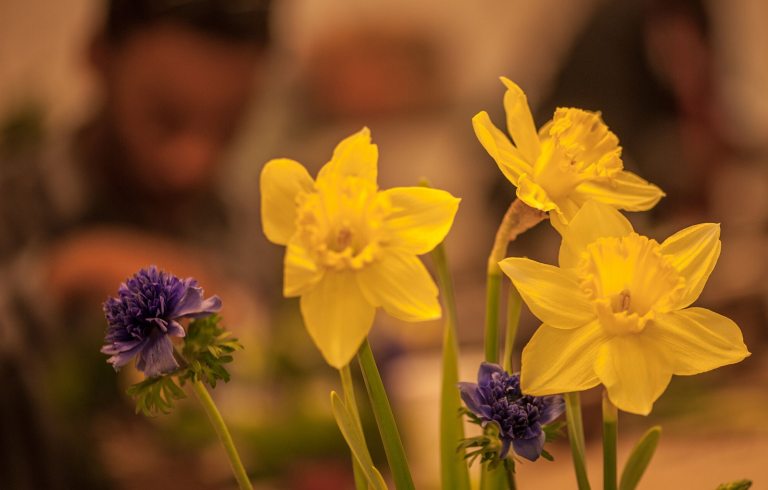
[473,77,665,225]
[261,128,460,368]
[499,201,749,415]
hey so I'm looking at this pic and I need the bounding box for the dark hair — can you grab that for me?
[105,0,271,47]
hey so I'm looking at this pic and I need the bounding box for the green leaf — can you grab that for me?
[330,391,388,490]
[179,314,242,388]
[619,426,661,490]
[715,480,753,490]
[431,240,472,490]
[126,375,186,416]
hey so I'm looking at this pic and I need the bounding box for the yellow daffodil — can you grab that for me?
[473,77,665,225]
[261,128,460,368]
[499,201,749,415]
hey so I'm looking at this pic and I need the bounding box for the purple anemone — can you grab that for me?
[101,266,221,377]
[459,362,564,461]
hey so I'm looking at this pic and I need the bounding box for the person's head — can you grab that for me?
[91,0,270,194]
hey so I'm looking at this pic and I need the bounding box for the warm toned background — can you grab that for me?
[1,0,767,488]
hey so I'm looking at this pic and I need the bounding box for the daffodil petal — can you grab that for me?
[260,158,314,245]
[594,335,672,415]
[381,187,460,255]
[499,257,594,329]
[650,308,749,376]
[516,173,558,213]
[284,240,323,297]
[472,111,532,184]
[573,170,665,212]
[500,77,541,163]
[660,223,721,309]
[357,253,441,322]
[300,270,375,369]
[318,127,378,184]
[558,200,634,269]
[520,321,603,395]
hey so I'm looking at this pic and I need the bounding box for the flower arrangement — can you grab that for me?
[100,78,752,490]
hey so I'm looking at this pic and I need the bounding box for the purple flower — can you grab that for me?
[459,362,564,461]
[101,266,221,377]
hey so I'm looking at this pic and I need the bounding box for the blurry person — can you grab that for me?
[0,1,270,488]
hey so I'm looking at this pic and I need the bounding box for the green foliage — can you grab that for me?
[126,314,242,416]
[126,375,186,416]
[179,314,243,388]
[716,480,752,490]
[619,426,661,490]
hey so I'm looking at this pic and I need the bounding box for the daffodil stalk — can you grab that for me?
[484,199,546,363]
[431,240,471,490]
[502,285,522,373]
[358,339,415,490]
[565,392,591,490]
[602,391,618,490]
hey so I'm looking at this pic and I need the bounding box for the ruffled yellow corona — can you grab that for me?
[499,201,749,415]
[261,128,460,368]
[473,78,665,225]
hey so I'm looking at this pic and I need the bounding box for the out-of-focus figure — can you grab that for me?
[0,1,270,488]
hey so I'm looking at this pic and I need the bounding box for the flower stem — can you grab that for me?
[357,339,415,490]
[480,461,506,490]
[485,199,546,363]
[565,392,591,490]
[431,241,471,490]
[502,285,522,373]
[602,391,618,490]
[484,271,503,363]
[340,365,368,490]
[504,459,518,490]
[190,380,252,490]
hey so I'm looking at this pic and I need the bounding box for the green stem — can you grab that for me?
[504,459,518,490]
[357,339,415,490]
[484,270,503,363]
[432,242,471,490]
[602,391,618,490]
[480,461,506,490]
[485,199,546,364]
[502,285,522,373]
[565,392,591,490]
[191,381,252,490]
[340,365,368,490]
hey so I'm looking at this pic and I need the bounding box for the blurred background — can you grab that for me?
[1,0,767,488]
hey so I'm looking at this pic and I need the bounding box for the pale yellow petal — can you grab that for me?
[573,170,665,212]
[500,77,541,163]
[594,335,672,415]
[499,257,595,329]
[515,173,558,213]
[260,158,314,245]
[381,187,460,255]
[649,308,749,376]
[318,127,378,184]
[300,270,375,369]
[520,321,604,395]
[472,111,533,184]
[357,252,441,322]
[558,200,634,269]
[284,240,323,297]
[660,223,721,309]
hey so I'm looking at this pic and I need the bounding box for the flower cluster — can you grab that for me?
[459,363,563,461]
[101,266,221,377]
